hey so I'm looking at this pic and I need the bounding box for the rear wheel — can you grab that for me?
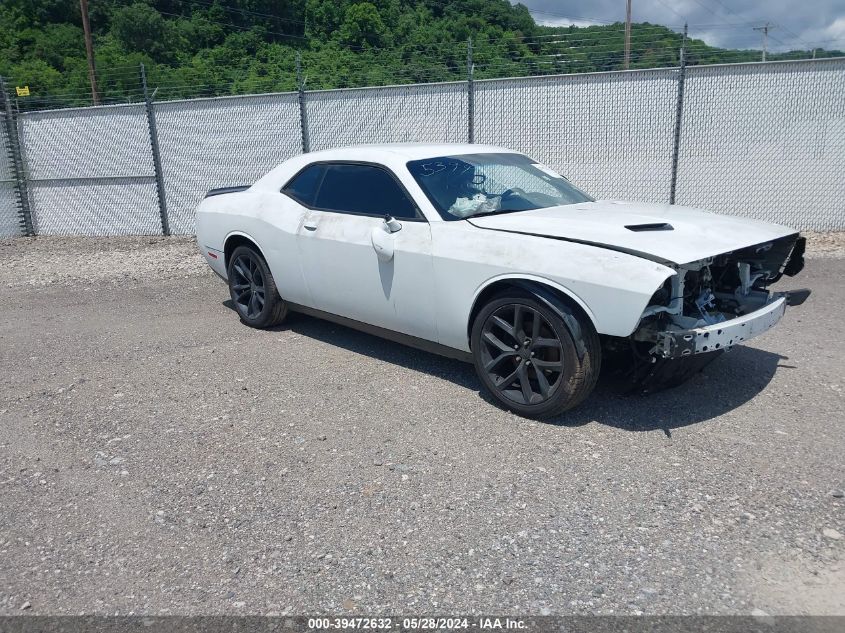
[227,245,287,328]
[470,291,600,418]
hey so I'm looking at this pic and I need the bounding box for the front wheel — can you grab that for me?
[470,291,600,418]
[227,245,287,328]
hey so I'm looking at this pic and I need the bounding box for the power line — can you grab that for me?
[79,0,99,105]
[651,0,688,24]
[526,9,617,25]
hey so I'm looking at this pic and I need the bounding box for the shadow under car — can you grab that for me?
[224,299,783,432]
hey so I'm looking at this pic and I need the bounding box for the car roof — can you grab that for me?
[300,143,516,161]
[251,142,526,197]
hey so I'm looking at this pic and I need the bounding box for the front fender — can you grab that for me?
[431,222,676,352]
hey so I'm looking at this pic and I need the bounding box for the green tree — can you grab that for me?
[0,0,841,109]
[339,3,388,49]
[110,2,171,61]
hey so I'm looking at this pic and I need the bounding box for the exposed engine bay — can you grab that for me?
[645,233,801,316]
[635,234,807,353]
[615,234,810,391]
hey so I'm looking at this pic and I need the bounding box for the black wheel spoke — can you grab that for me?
[485,351,516,372]
[234,260,252,283]
[490,315,516,339]
[517,363,534,403]
[513,305,525,339]
[533,365,550,398]
[482,330,514,354]
[232,283,250,291]
[532,358,563,370]
[533,337,561,349]
[531,312,541,339]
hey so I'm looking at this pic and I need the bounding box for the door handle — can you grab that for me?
[303,220,317,231]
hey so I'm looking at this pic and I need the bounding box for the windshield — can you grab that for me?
[406,153,593,221]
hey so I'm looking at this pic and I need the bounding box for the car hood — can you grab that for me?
[466,200,798,266]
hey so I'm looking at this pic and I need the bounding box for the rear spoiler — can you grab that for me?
[205,185,250,198]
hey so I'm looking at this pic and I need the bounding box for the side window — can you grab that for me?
[282,164,324,206]
[314,164,417,219]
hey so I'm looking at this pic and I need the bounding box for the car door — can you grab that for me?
[291,162,438,342]
[257,164,325,307]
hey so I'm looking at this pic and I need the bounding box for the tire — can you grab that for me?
[470,290,601,418]
[227,245,287,329]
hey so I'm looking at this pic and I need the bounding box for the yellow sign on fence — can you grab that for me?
[15,86,30,97]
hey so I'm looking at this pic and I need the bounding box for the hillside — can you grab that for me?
[1,0,841,108]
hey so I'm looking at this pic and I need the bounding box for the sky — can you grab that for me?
[517,1,845,52]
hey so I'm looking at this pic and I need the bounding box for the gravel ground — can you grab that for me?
[0,235,843,616]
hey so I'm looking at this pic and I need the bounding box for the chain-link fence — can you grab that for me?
[475,68,680,203]
[0,113,19,237]
[0,57,843,237]
[677,59,845,230]
[308,82,468,152]
[18,104,161,235]
[154,93,302,235]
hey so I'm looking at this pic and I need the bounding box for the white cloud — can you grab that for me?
[517,0,845,52]
[534,17,607,29]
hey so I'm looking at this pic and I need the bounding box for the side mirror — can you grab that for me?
[383,214,403,233]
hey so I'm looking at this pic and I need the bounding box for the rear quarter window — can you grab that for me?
[282,165,325,206]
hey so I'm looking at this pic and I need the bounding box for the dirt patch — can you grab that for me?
[743,552,845,615]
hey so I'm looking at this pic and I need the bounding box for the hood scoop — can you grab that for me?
[625,222,673,232]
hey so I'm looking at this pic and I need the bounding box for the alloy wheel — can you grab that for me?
[230,253,266,319]
[479,303,564,405]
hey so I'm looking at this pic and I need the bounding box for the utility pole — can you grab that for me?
[79,0,100,105]
[296,52,310,154]
[669,23,688,206]
[141,64,169,236]
[753,22,775,62]
[624,0,632,70]
[467,38,474,143]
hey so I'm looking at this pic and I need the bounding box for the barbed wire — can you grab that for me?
[5,20,840,112]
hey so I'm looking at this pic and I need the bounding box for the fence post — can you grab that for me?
[467,38,475,143]
[296,52,310,154]
[669,23,688,205]
[141,63,170,236]
[0,76,34,236]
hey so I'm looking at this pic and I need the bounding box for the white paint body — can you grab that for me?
[195,143,797,353]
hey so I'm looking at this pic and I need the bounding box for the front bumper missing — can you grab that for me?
[653,295,789,359]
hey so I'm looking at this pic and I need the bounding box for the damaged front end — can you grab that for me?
[622,234,810,390]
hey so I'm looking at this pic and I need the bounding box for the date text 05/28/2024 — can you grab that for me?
[308,618,526,630]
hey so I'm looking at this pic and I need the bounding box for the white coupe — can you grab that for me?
[196,143,809,418]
